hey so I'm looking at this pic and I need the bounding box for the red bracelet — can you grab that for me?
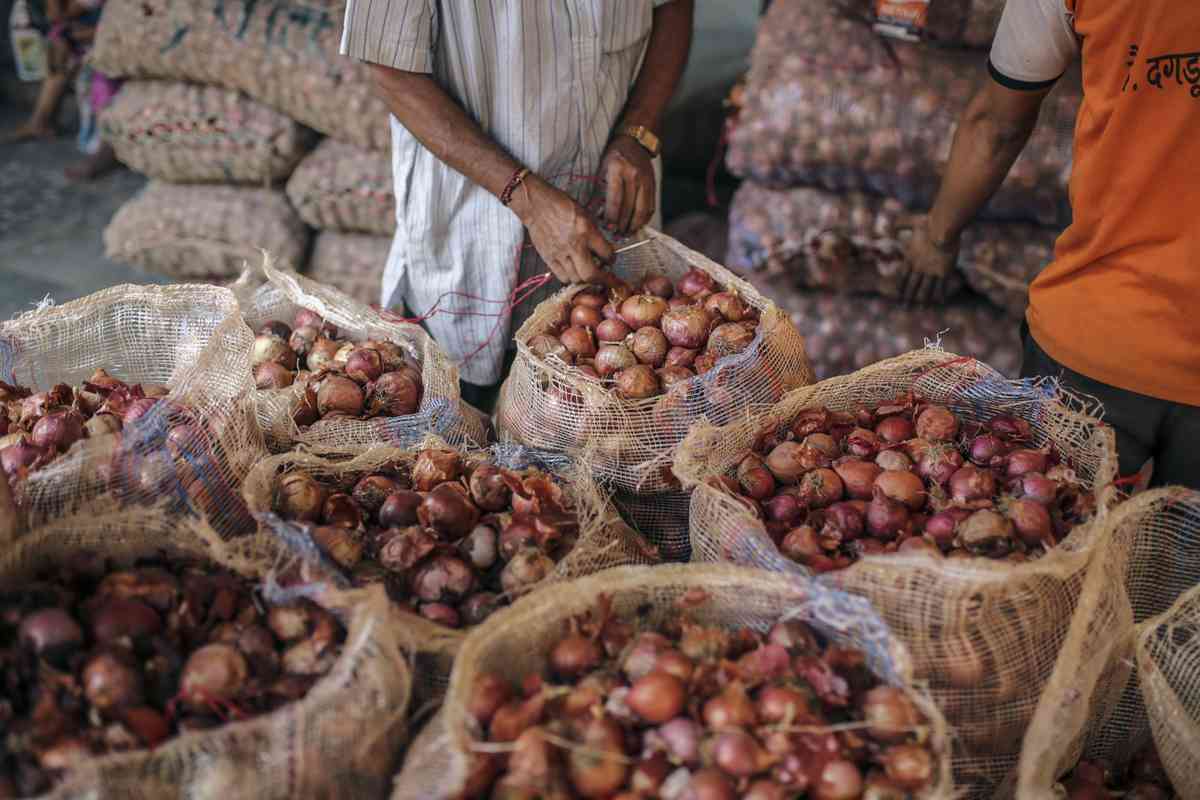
[500,167,531,207]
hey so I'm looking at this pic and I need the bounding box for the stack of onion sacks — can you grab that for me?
[675,350,1120,796]
[243,441,655,632]
[0,511,414,799]
[392,564,953,800]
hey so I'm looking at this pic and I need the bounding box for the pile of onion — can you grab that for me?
[714,399,1096,572]
[271,449,583,629]
[0,558,343,797]
[249,310,424,427]
[1060,745,1176,799]
[529,268,761,400]
[462,598,937,798]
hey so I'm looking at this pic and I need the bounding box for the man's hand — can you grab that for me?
[511,175,615,285]
[900,218,960,305]
[600,135,656,235]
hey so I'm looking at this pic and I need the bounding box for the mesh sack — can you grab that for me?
[496,228,813,494]
[753,272,1023,380]
[611,487,693,563]
[307,231,391,308]
[674,349,1120,797]
[1015,488,1200,798]
[393,563,956,799]
[232,255,490,452]
[286,139,396,236]
[0,510,415,799]
[727,0,1080,226]
[0,284,264,543]
[100,80,318,185]
[104,182,311,280]
[90,0,390,152]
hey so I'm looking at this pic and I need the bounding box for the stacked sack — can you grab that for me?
[725,0,1078,379]
[95,0,393,298]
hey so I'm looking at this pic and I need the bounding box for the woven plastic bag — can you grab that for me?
[0,283,263,543]
[104,182,310,280]
[91,0,390,152]
[393,563,956,799]
[753,272,1023,380]
[675,349,1120,797]
[286,139,396,235]
[233,255,490,453]
[1014,488,1200,798]
[727,0,1080,227]
[728,181,1058,317]
[307,231,391,308]
[496,228,813,494]
[100,80,318,185]
[0,509,415,799]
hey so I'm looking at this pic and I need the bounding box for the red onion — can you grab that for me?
[351,474,403,515]
[917,444,964,485]
[561,326,597,358]
[737,455,776,500]
[655,717,701,765]
[122,398,159,427]
[568,716,629,797]
[780,525,821,561]
[658,365,694,389]
[368,370,423,417]
[1007,498,1053,547]
[764,442,808,484]
[661,306,713,349]
[252,334,298,369]
[707,322,754,357]
[289,325,319,359]
[882,744,934,790]
[867,490,910,540]
[322,492,362,529]
[460,592,502,626]
[254,362,294,390]
[712,730,771,777]
[798,468,844,508]
[823,502,865,541]
[576,362,600,380]
[764,492,805,524]
[744,780,790,800]
[412,449,461,491]
[1019,472,1059,505]
[498,519,537,560]
[180,643,249,707]
[500,548,555,594]
[596,319,632,343]
[924,509,970,549]
[551,635,603,680]
[420,603,461,628]
[703,291,749,322]
[316,375,365,417]
[573,288,607,309]
[693,352,718,374]
[628,672,686,723]
[601,302,621,320]
[90,598,161,643]
[31,410,84,452]
[411,554,477,603]
[875,449,912,471]
[291,383,320,426]
[378,490,422,527]
[570,303,604,328]
[677,268,716,297]
[622,632,670,681]
[666,347,699,368]
[620,295,669,329]
[641,275,675,299]
[815,759,864,800]
[596,345,638,378]
[862,687,921,743]
[631,327,669,367]
[345,348,384,385]
[845,428,881,458]
[19,608,83,655]
[833,459,882,500]
[467,673,512,726]
[875,416,914,444]
[873,470,925,510]
[418,483,480,539]
[1007,448,1049,478]
[757,685,812,723]
[83,651,144,710]
[915,405,959,441]
[949,465,996,503]
[958,510,1014,553]
[528,333,569,361]
[630,755,670,795]
[702,683,757,729]
[988,414,1032,441]
[614,365,661,399]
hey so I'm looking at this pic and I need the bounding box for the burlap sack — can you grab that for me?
[286,139,396,235]
[752,271,1023,380]
[91,0,390,152]
[0,510,414,800]
[307,231,391,308]
[728,182,1058,317]
[393,563,956,799]
[0,284,263,543]
[233,256,489,452]
[104,182,311,280]
[727,0,1080,226]
[674,349,1120,798]
[1015,488,1200,798]
[100,80,318,185]
[496,228,813,494]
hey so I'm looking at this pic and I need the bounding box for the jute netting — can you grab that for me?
[1,510,415,800]
[1016,488,1200,799]
[233,255,490,453]
[728,0,1079,227]
[610,487,694,563]
[674,349,1120,798]
[286,139,397,236]
[91,0,390,152]
[0,284,264,543]
[100,80,319,185]
[307,231,391,309]
[393,564,955,799]
[496,228,813,495]
[104,182,310,280]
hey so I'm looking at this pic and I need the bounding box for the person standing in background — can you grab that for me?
[898,0,1199,489]
[341,1,694,410]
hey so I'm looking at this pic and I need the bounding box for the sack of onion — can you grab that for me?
[1049,746,1179,800]
[727,0,1079,227]
[497,229,811,494]
[242,439,656,634]
[1016,489,1200,798]
[233,255,489,454]
[0,284,262,542]
[675,349,1121,796]
[393,563,955,799]
[0,510,414,799]
[307,232,392,308]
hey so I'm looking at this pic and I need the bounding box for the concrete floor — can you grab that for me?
[0,104,171,321]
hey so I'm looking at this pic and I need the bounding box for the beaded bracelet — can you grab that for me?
[499,167,531,207]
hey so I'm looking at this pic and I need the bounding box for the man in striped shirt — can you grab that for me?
[341,1,693,406]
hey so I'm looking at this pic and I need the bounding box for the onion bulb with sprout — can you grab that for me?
[619,295,669,329]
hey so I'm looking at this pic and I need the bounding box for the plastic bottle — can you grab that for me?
[10,0,48,82]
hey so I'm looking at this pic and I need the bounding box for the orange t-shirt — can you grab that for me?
[990,0,1200,405]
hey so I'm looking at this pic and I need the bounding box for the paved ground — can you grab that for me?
[0,104,171,321]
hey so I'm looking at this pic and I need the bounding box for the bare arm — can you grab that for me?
[368,65,614,284]
[602,0,695,233]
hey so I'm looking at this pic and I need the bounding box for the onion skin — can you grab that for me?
[707,322,755,357]
[412,449,462,491]
[351,474,404,515]
[641,275,674,299]
[915,405,958,441]
[661,306,713,350]
[949,465,996,504]
[834,459,882,500]
[620,295,669,329]
[958,509,1014,553]
[561,326,598,358]
[657,365,694,390]
[596,345,638,378]
[798,468,844,508]
[677,268,716,297]
[628,672,686,723]
[631,327,669,367]
[614,365,661,400]
[703,292,749,322]
[875,416,914,444]
[316,375,365,417]
[665,346,699,368]
[873,470,925,510]
[276,473,327,522]
[596,319,632,343]
[882,744,934,790]
[528,333,570,361]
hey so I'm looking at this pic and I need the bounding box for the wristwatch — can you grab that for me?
[620,124,662,157]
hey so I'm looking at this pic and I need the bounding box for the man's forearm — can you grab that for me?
[618,0,694,134]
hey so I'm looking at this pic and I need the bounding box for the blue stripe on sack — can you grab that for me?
[0,337,15,384]
[257,511,354,590]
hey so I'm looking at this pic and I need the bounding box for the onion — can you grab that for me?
[368,370,423,417]
[252,334,298,369]
[378,490,422,527]
[815,760,864,800]
[420,603,461,628]
[2,437,44,477]
[466,464,509,512]
[781,525,821,562]
[702,683,757,729]
[291,383,320,427]
[628,672,686,723]
[678,268,716,297]
[915,405,959,441]
[737,454,776,500]
[305,338,340,373]
[1007,448,1049,477]
[351,474,403,515]
[1007,497,1053,547]
[693,352,718,375]
[658,366,694,390]
[707,322,754,357]
[764,491,805,524]
[1019,473,1059,505]
[19,608,83,656]
[843,428,880,458]
[958,509,1014,553]
[180,643,248,707]
[568,715,629,797]
[615,364,661,399]
[85,413,122,438]
[882,745,933,790]
[573,288,607,309]
[122,398,159,427]
[823,502,865,541]
[642,275,675,299]
[595,344,638,377]
[411,554,476,602]
[799,468,844,508]
[661,306,713,349]
[834,459,882,500]
[499,519,538,561]
[924,509,969,549]
[528,332,569,361]
[31,410,84,452]
[322,492,363,529]
[863,687,921,743]
[875,449,912,471]
[551,635,603,680]
[631,327,670,367]
[289,325,319,359]
[682,769,736,800]
[602,302,621,320]
[620,295,669,329]
[874,470,925,510]
[622,632,670,680]
[966,434,1005,466]
[988,414,1032,441]
[83,651,144,710]
[757,685,812,723]
[665,347,699,368]
[500,547,555,594]
[316,375,364,417]
[703,291,749,322]
[90,598,161,644]
[744,780,790,800]
[949,465,996,503]
[311,525,364,568]
[576,362,600,380]
[460,592,503,626]
[418,483,480,539]
[596,318,632,343]
[293,309,334,337]
[457,525,497,571]
[561,326,597,358]
[254,362,294,390]
[875,416,914,444]
[345,348,384,385]
[276,472,326,522]
[712,730,771,777]
[867,490,910,540]
[468,673,512,726]
[764,442,808,484]
[570,303,604,328]
[654,717,701,765]
[917,444,964,485]
[412,449,461,491]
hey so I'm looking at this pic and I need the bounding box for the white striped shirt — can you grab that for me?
[341,0,669,385]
